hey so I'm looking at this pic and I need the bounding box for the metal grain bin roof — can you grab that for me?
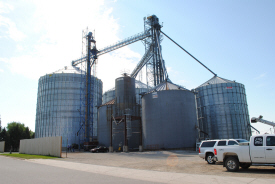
[150,79,187,92]
[197,76,235,88]
[99,99,115,107]
[51,65,85,74]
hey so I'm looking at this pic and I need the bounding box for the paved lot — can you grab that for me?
[61,150,275,179]
[1,151,275,183]
[0,156,161,184]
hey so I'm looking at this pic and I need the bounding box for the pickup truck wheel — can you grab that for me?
[225,157,239,172]
[206,153,216,164]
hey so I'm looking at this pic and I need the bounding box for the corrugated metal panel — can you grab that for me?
[98,104,141,151]
[35,72,102,147]
[115,76,136,116]
[195,77,251,140]
[142,90,197,150]
[150,80,187,92]
[196,75,235,88]
[52,65,85,74]
[101,99,115,106]
[103,80,149,105]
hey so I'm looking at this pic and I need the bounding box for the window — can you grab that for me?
[217,141,226,146]
[254,136,263,146]
[266,136,275,146]
[201,141,216,147]
[236,139,249,143]
[228,141,238,145]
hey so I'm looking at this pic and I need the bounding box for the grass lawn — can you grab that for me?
[0,153,58,159]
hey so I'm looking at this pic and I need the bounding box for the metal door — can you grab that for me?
[250,136,266,163]
[265,136,275,163]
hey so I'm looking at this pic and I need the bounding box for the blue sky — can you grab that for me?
[0,0,274,134]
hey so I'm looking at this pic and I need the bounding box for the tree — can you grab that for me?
[30,131,35,138]
[23,127,31,139]
[0,127,10,151]
[4,122,34,151]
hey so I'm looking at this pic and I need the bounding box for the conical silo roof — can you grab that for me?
[52,65,85,74]
[135,80,149,89]
[151,79,187,92]
[196,75,235,88]
[105,80,150,93]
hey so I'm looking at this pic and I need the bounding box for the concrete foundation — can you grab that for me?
[139,145,143,152]
[109,146,113,153]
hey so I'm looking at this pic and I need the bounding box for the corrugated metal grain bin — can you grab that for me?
[142,81,197,150]
[194,76,251,140]
[35,66,102,147]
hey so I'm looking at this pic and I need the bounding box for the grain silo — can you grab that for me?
[98,74,141,151]
[35,66,102,148]
[142,80,198,150]
[102,87,115,104]
[194,76,251,140]
[102,80,149,105]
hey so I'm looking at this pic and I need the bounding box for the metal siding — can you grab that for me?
[97,104,141,150]
[98,76,142,151]
[35,73,102,147]
[103,81,149,106]
[195,82,251,140]
[142,90,197,150]
[102,90,116,104]
[115,76,136,116]
[97,105,113,147]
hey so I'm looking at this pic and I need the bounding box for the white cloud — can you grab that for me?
[0,1,13,14]
[1,0,142,86]
[0,68,4,72]
[97,48,141,91]
[166,66,172,73]
[254,72,267,80]
[0,15,26,41]
[0,2,26,41]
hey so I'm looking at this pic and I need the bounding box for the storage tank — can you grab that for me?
[97,101,115,148]
[194,76,251,140]
[115,74,136,116]
[35,66,102,147]
[142,80,197,150]
[98,75,141,151]
[103,80,149,105]
[102,87,115,104]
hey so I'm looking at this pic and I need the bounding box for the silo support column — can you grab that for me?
[109,117,113,152]
[123,115,128,152]
[139,119,143,152]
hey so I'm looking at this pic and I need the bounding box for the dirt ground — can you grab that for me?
[60,150,275,179]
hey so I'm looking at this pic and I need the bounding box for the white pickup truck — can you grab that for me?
[213,134,275,172]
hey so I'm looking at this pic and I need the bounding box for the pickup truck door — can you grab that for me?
[265,136,275,163]
[250,136,266,163]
